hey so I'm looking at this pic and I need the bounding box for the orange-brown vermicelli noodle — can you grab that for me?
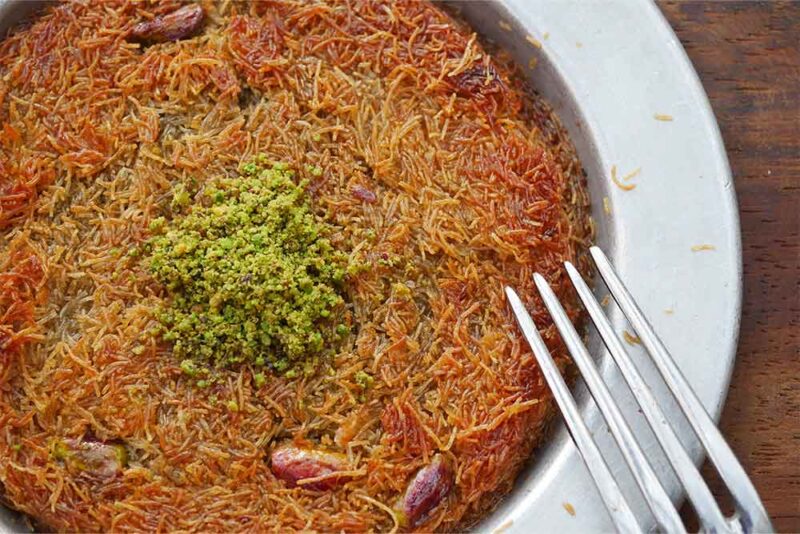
[0,1,591,531]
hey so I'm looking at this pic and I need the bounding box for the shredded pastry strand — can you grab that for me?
[0,1,591,531]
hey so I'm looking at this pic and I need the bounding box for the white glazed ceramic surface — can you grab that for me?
[0,1,740,532]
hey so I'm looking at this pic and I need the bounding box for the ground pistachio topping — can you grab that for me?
[146,157,348,374]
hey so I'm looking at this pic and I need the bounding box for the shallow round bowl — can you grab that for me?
[0,1,741,532]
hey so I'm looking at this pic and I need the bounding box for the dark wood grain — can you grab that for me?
[657,2,800,531]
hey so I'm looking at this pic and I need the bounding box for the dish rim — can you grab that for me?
[460,0,741,531]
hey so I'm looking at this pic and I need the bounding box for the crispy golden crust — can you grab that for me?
[0,1,590,531]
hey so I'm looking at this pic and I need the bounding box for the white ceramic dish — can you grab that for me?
[0,1,741,532]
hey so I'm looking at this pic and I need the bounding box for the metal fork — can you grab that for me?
[505,246,772,534]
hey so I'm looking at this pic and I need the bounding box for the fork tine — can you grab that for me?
[533,272,686,534]
[590,246,774,533]
[564,261,728,532]
[505,287,641,534]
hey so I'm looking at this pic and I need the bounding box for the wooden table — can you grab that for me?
[657,2,799,531]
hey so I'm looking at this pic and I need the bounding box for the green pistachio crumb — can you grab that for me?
[146,158,347,373]
[11,443,21,452]
[113,444,129,467]
[180,359,199,377]
[171,185,191,211]
[131,345,145,355]
[240,162,258,175]
[354,370,374,390]
[346,260,370,277]
[253,373,266,388]
[391,282,412,300]
[51,440,70,461]
[148,217,165,233]
[226,400,239,412]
